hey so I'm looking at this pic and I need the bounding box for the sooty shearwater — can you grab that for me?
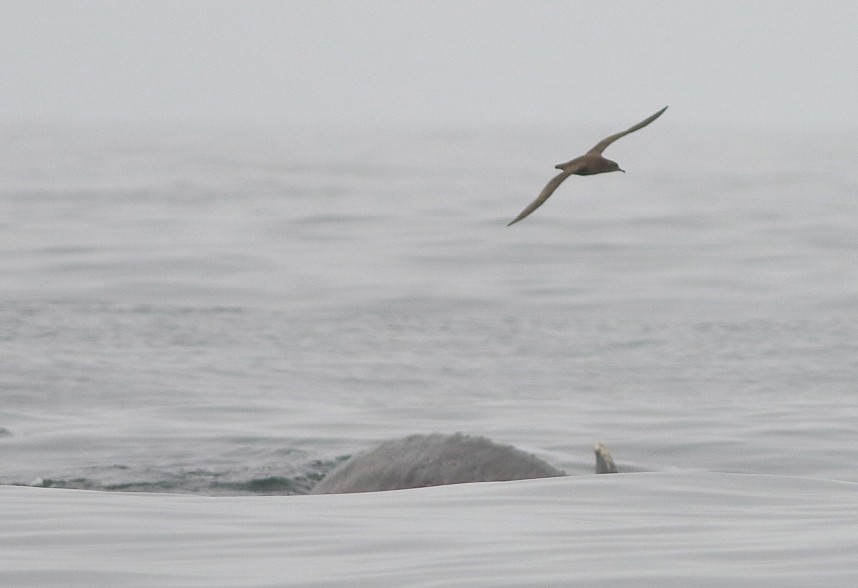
[507,106,668,226]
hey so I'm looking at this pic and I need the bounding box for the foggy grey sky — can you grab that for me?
[3,1,858,129]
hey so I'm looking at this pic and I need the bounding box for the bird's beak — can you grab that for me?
[618,168,626,173]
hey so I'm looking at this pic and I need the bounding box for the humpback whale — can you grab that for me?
[311,433,617,494]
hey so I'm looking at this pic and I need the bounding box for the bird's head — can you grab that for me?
[604,159,625,173]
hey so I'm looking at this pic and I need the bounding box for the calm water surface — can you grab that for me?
[1,123,857,493]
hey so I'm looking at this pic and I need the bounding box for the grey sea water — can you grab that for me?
[1,123,857,493]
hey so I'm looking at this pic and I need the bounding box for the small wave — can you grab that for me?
[27,477,100,491]
[210,474,321,495]
[15,458,344,496]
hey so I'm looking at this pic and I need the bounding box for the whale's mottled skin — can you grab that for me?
[310,433,617,494]
[507,106,668,226]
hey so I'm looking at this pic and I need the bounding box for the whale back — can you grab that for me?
[311,433,565,494]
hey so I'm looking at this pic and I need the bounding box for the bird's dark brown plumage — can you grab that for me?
[507,106,667,226]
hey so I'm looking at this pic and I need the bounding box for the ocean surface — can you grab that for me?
[2,122,858,585]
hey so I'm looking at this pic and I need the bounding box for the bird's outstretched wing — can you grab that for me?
[587,106,668,155]
[507,167,577,226]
